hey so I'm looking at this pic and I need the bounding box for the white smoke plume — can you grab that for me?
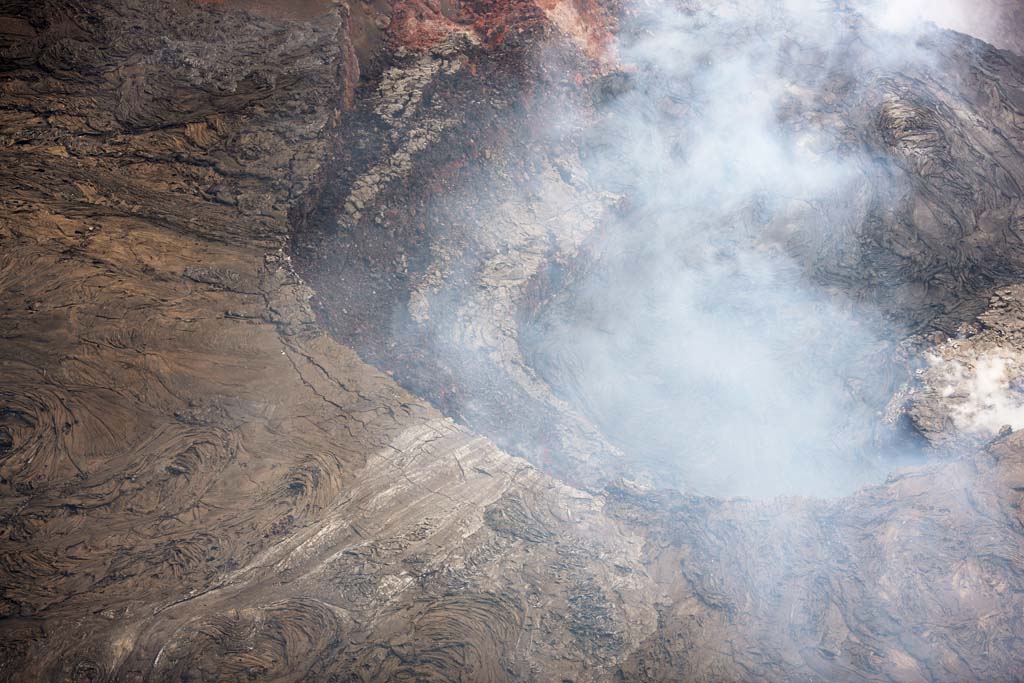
[861,0,1014,51]
[413,0,1011,499]
[521,0,947,498]
[933,353,1024,436]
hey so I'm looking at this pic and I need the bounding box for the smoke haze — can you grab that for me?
[519,0,944,498]
[394,0,1015,499]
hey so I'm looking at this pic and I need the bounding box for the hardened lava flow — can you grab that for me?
[2,1,1024,682]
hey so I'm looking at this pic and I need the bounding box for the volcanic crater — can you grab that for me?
[4,0,1024,681]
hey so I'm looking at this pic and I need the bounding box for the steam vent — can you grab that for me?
[7,0,1024,680]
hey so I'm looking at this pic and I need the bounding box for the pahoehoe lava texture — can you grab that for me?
[2,0,1024,681]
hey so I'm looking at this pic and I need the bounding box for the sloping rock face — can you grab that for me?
[292,0,627,488]
[2,1,1024,682]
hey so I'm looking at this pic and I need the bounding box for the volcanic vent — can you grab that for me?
[294,0,1024,498]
